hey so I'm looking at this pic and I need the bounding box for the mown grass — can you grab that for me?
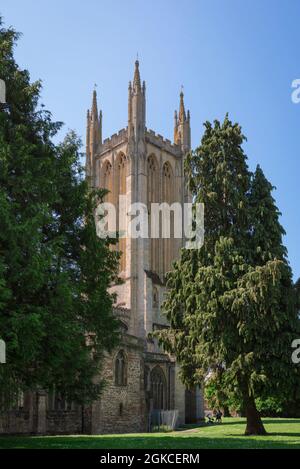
[0,418,299,449]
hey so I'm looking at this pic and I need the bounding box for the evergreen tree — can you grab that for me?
[157,116,299,435]
[0,19,120,405]
[248,165,287,264]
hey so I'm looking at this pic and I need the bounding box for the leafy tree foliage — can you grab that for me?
[158,116,299,435]
[0,19,120,406]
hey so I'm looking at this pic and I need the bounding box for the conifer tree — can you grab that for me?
[0,19,120,405]
[158,116,299,435]
[248,165,287,264]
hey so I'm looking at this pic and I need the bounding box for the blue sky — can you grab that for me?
[1,0,300,279]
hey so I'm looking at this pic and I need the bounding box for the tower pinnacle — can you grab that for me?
[86,88,102,186]
[128,60,146,140]
[179,90,186,123]
[174,89,190,152]
[91,89,98,119]
[133,60,141,92]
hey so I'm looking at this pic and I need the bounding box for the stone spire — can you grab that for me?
[133,60,141,92]
[128,60,146,141]
[174,110,178,142]
[86,89,102,186]
[174,89,191,153]
[89,89,102,152]
[128,81,133,129]
[91,89,98,119]
[179,90,186,123]
[99,109,102,145]
[86,109,91,177]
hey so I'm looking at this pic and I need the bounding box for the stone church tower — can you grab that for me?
[0,61,204,436]
[85,61,204,433]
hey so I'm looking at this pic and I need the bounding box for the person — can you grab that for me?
[206,413,214,424]
[215,409,223,423]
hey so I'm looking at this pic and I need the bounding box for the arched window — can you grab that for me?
[152,286,159,309]
[116,153,127,273]
[117,153,127,195]
[103,160,113,203]
[147,155,159,273]
[162,162,174,276]
[115,350,127,386]
[150,366,166,410]
[144,365,150,391]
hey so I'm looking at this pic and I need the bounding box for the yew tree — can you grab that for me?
[0,19,120,405]
[158,116,299,435]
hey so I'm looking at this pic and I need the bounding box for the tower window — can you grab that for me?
[147,154,159,274]
[117,153,127,273]
[162,162,174,276]
[115,350,127,386]
[153,286,159,309]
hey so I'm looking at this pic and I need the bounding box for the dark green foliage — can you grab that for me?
[248,165,287,264]
[157,116,300,434]
[0,19,120,406]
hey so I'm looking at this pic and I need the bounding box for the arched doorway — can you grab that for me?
[150,366,166,410]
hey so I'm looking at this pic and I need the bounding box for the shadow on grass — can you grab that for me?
[0,434,299,450]
[0,419,299,450]
[263,419,300,425]
[266,433,300,438]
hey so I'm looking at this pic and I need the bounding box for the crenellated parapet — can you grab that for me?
[146,129,182,157]
[98,127,128,156]
[97,127,182,159]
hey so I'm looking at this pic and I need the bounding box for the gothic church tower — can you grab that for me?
[85,61,204,434]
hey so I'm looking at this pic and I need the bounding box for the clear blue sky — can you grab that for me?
[1,0,300,279]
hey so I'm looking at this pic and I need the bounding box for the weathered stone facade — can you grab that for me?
[0,61,204,435]
[85,61,204,433]
[92,335,146,434]
[0,391,83,435]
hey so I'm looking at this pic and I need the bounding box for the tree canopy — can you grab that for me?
[0,19,120,406]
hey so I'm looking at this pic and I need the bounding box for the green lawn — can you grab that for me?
[0,418,299,449]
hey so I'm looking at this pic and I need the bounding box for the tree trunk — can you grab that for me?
[223,405,230,417]
[244,394,267,436]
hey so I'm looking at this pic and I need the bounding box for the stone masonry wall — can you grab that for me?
[46,410,82,435]
[93,335,147,434]
[0,410,32,434]
[0,394,82,435]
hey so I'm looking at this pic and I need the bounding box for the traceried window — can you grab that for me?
[115,350,127,386]
[150,366,166,410]
[147,155,159,274]
[116,153,127,273]
[162,162,174,276]
[144,365,150,391]
[103,160,113,203]
[152,286,159,309]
